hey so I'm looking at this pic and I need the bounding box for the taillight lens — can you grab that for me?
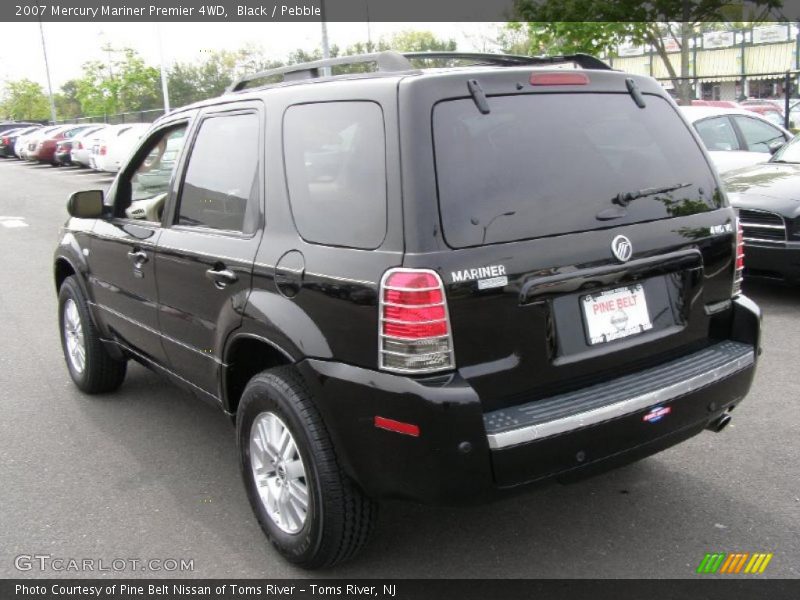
[76,141,83,149]
[379,269,455,374]
[733,218,744,296]
[100,145,107,155]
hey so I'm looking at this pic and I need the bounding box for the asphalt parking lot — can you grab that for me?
[0,157,798,579]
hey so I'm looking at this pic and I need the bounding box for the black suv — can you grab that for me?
[54,52,761,568]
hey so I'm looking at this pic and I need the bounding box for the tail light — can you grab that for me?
[1,137,8,145]
[100,145,107,155]
[733,217,744,296]
[379,268,455,374]
[76,141,83,150]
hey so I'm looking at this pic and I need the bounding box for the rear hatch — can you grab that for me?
[399,70,737,411]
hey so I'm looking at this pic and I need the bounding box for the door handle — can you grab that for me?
[127,250,149,265]
[205,267,238,288]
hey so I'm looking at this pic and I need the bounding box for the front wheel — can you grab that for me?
[58,276,127,393]
[237,367,376,569]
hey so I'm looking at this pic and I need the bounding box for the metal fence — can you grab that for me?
[54,108,165,126]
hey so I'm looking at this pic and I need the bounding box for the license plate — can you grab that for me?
[581,284,653,345]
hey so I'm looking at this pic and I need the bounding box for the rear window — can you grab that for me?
[433,93,719,248]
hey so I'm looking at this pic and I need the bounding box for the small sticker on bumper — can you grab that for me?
[643,405,671,423]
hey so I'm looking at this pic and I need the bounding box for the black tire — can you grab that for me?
[237,367,376,569]
[58,275,127,394]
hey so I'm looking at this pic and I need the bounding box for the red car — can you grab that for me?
[30,125,94,165]
[691,100,741,108]
[740,102,787,127]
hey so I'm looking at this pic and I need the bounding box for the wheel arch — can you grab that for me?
[222,332,295,415]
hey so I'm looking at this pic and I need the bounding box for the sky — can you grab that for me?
[0,21,505,89]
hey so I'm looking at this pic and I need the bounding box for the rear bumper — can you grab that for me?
[55,150,72,164]
[744,240,800,284]
[299,296,760,504]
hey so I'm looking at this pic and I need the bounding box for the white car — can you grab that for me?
[90,123,150,172]
[681,106,793,174]
[69,125,108,167]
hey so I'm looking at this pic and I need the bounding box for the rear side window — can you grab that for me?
[433,93,719,248]
[695,117,740,151]
[177,113,260,233]
[283,102,387,249]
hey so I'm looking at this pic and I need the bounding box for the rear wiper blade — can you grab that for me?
[612,182,692,207]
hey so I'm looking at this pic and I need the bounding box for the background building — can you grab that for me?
[607,24,800,101]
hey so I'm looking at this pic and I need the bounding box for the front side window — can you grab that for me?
[177,113,260,233]
[117,124,188,222]
[283,101,387,249]
[734,116,785,152]
[694,117,740,151]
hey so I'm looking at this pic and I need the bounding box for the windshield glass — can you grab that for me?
[772,135,800,163]
[432,93,720,248]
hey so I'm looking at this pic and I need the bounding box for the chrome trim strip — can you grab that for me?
[743,237,785,244]
[380,349,451,358]
[379,333,449,341]
[383,301,445,308]
[384,285,440,292]
[381,317,447,325]
[704,299,732,315]
[486,350,755,450]
[739,222,784,230]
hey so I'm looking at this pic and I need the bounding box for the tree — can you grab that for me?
[0,79,50,120]
[75,46,162,116]
[54,79,82,120]
[169,46,284,107]
[511,0,781,102]
[384,30,457,52]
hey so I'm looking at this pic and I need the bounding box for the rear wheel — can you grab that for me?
[58,276,127,394]
[237,367,376,569]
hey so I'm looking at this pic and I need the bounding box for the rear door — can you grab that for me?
[400,73,736,411]
[155,103,264,398]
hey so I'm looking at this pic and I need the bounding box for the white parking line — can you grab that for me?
[0,216,29,228]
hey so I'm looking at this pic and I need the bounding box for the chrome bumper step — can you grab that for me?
[484,340,755,450]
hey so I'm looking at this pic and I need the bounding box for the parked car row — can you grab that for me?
[0,121,150,173]
[678,107,800,286]
[681,105,794,173]
[690,98,795,128]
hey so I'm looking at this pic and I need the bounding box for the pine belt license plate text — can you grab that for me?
[581,284,653,345]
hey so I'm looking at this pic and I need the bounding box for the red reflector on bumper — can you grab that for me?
[374,416,420,437]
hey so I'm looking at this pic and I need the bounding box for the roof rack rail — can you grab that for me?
[226,51,612,93]
[227,51,412,92]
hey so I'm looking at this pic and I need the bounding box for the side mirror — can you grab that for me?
[67,190,105,219]
[768,140,785,155]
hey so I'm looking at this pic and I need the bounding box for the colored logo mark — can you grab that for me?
[643,405,671,423]
[696,552,773,574]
